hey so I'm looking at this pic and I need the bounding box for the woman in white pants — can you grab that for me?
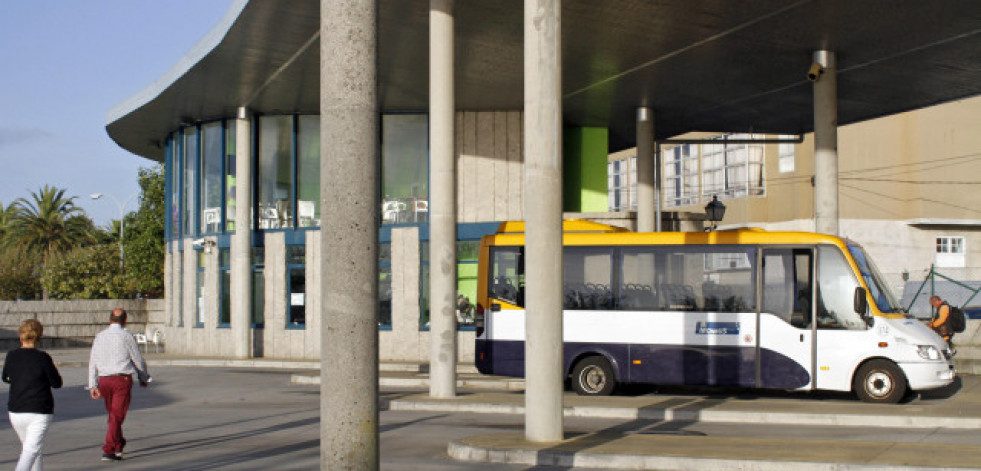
[2,319,63,471]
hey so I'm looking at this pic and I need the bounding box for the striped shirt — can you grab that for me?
[87,324,151,390]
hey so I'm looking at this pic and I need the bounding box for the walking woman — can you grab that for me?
[2,319,63,471]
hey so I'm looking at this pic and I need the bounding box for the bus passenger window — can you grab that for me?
[489,247,524,306]
[816,247,866,330]
[618,249,657,310]
[762,249,812,327]
[563,247,613,310]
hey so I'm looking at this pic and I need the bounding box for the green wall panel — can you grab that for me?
[563,127,609,212]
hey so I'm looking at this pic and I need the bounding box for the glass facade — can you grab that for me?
[195,252,205,326]
[297,116,321,227]
[182,127,198,235]
[379,243,392,328]
[219,249,230,326]
[258,115,293,230]
[381,114,428,224]
[161,112,498,334]
[201,122,223,234]
[225,120,237,232]
[287,245,306,327]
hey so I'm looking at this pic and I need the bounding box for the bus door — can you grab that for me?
[812,246,872,390]
[758,248,814,390]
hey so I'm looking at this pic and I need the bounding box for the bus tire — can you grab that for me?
[853,359,907,404]
[571,356,616,396]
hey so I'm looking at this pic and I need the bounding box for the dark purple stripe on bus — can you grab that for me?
[475,339,810,390]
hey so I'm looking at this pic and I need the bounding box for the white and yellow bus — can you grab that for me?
[474,221,955,403]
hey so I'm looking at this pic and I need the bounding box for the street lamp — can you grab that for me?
[90,193,137,269]
[704,195,726,231]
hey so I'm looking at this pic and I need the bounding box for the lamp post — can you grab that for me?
[705,195,726,231]
[90,193,137,269]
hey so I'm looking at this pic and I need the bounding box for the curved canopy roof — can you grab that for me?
[107,0,981,161]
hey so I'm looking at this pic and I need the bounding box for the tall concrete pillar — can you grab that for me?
[636,107,655,232]
[429,0,458,399]
[230,107,252,359]
[812,50,839,236]
[320,0,379,469]
[524,0,564,443]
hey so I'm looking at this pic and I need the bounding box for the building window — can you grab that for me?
[218,248,230,327]
[195,251,205,327]
[420,242,430,330]
[165,138,178,239]
[701,133,765,200]
[379,243,392,328]
[201,122,223,234]
[297,116,321,227]
[287,245,306,327]
[936,236,965,268]
[664,144,698,208]
[182,127,199,236]
[778,141,795,174]
[225,120,237,232]
[381,114,429,225]
[456,240,480,328]
[258,115,294,230]
[608,157,635,212]
[252,247,265,327]
[177,254,184,327]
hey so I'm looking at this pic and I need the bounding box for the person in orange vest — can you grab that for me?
[928,295,955,353]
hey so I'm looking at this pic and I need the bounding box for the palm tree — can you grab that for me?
[8,186,95,292]
[0,200,20,246]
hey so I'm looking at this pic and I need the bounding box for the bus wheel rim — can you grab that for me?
[579,365,606,392]
[865,371,893,397]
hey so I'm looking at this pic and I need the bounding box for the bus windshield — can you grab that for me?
[847,244,904,314]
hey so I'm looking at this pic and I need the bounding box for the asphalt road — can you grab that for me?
[2,366,979,470]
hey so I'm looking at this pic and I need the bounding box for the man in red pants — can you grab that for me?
[87,308,151,462]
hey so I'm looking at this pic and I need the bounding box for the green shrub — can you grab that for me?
[41,244,131,299]
[0,248,42,300]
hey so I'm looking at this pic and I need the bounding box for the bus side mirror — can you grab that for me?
[854,287,870,324]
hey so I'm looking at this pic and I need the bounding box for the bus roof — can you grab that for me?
[495,219,629,234]
[486,224,848,247]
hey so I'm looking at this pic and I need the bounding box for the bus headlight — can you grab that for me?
[916,345,942,361]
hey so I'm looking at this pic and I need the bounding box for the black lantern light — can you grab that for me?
[705,195,726,231]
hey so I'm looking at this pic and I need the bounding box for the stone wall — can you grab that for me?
[0,299,162,350]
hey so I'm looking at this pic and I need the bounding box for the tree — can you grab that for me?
[9,185,94,263]
[7,186,96,298]
[41,244,128,299]
[124,165,166,297]
[0,201,20,248]
[0,248,42,300]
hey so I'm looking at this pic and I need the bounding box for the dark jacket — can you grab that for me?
[2,348,63,414]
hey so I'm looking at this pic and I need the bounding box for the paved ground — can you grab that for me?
[1,349,980,470]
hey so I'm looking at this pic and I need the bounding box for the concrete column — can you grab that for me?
[320,0,379,469]
[429,0,458,398]
[812,50,839,236]
[636,107,655,232]
[230,107,252,359]
[524,0,564,443]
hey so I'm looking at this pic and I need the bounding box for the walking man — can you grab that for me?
[87,308,151,462]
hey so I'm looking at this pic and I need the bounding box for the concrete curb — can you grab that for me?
[392,398,981,430]
[447,439,964,471]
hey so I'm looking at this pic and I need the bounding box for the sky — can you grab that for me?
[0,0,235,226]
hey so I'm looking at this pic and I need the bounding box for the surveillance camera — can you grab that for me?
[192,238,205,248]
[807,61,824,82]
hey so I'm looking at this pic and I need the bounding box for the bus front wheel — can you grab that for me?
[571,356,616,396]
[853,359,907,404]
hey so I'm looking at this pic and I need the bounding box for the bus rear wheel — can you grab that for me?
[853,359,907,404]
[571,356,616,396]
